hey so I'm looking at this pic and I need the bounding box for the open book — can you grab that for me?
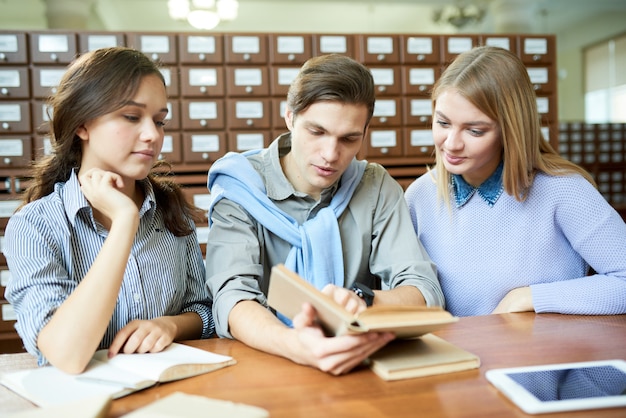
[267,264,458,338]
[267,265,478,380]
[0,343,236,408]
[369,334,480,381]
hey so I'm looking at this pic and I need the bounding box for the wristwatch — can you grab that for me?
[351,282,375,307]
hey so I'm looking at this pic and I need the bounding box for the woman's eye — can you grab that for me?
[156,120,167,128]
[469,129,484,136]
[124,115,140,122]
[436,120,450,127]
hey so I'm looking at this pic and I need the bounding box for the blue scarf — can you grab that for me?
[208,150,366,291]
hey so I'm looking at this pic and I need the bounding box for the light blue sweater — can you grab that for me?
[405,171,626,316]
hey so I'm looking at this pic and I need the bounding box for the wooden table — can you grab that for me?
[1,313,625,417]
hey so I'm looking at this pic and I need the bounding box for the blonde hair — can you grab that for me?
[431,46,595,206]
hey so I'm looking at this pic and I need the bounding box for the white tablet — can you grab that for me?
[485,359,626,414]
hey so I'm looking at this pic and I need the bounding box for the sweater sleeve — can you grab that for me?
[530,176,626,315]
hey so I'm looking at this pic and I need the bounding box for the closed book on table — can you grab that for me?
[369,333,480,381]
[120,392,269,418]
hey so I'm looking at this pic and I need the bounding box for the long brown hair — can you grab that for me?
[432,46,595,206]
[22,47,205,234]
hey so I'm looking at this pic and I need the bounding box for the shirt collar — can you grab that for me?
[452,161,504,208]
[64,170,91,226]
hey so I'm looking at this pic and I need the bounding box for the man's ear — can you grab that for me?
[284,108,294,131]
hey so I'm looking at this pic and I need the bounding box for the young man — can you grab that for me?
[205,54,444,375]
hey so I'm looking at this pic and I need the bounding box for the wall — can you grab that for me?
[1,1,625,120]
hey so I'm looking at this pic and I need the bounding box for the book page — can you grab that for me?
[356,308,458,338]
[79,358,155,389]
[358,304,446,316]
[0,364,134,408]
[92,343,235,382]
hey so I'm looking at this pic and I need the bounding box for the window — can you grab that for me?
[584,33,626,123]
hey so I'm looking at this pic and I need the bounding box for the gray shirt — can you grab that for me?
[205,134,444,338]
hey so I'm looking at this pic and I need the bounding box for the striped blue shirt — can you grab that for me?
[3,171,214,365]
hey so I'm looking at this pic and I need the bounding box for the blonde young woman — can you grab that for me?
[405,46,626,317]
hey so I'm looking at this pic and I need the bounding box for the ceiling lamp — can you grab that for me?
[432,2,487,29]
[168,0,239,30]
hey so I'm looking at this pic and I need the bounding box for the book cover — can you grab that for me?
[120,392,269,418]
[368,334,480,381]
[0,343,236,408]
[7,394,112,418]
[267,264,458,338]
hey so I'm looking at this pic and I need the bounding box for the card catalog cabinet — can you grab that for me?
[0,30,560,353]
[269,34,312,65]
[558,122,626,220]
[0,33,28,64]
[0,30,558,181]
[0,199,21,353]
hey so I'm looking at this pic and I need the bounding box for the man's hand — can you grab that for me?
[229,299,394,376]
[321,284,367,315]
[291,302,395,375]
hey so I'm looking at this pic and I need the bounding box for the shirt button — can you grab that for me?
[133,293,141,303]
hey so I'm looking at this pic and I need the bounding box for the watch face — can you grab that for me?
[352,283,374,306]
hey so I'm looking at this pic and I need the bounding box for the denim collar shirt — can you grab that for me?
[3,170,213,365]
[452,161,504,208]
